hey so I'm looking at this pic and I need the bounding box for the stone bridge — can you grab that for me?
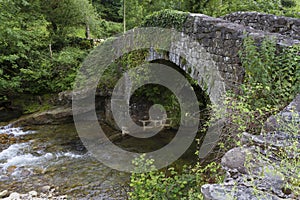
[72,11,300,160]
[142,11,300,105]
[132,11,299,158]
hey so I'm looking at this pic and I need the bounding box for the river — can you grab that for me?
[0,123,197,199]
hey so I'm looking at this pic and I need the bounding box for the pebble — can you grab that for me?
[0,190,68,200]
[0,190,8,198]
[28,191,38,197]
[6,166,17,174]
[8,192,20,200]
[41,185,51,193]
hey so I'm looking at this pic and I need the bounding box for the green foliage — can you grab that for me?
[120,0,299,30]
[92,0,123,22]
[49,47,88,92]
[0,0,49,98]
[99,20,123,37]
[142,9,189,30]
[40,0,98,37]
[120,0,190,29]
[240,37,300,109]
[183,0,299,17]
[202,37,299,161]
[129,154,224,200]
[218,0,283,16]
[0,0,108,100]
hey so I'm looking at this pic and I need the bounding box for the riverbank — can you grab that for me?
[0,188,68,200]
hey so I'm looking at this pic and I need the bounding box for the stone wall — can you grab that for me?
[223,12,300,40]
[181,13,300,91]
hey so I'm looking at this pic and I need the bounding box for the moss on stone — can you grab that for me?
[141,9,189,31]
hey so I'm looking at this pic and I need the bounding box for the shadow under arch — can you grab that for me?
[148,58,224,161]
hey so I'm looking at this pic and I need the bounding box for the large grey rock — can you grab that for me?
[12,106,73,126]
[264,94,300,132]
[221,147,248,174]
[201,184,287,200]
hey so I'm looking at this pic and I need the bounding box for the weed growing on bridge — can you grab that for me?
[202,37,300,160]
[240,37,300,109]
[142,9,189,31]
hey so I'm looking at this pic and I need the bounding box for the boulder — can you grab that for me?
[264,94,300,132]
[12,107,73,126]
[201,184,287,200]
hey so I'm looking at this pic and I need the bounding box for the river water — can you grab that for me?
[0,123,197,199]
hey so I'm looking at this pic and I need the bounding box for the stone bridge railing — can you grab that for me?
[223,11,300,40]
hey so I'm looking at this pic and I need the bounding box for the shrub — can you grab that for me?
[128,154,224,200]
[239,37,300,109]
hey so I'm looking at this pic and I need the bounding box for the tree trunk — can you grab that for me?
[85,23,90,39]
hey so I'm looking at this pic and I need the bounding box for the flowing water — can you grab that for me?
[0,123,197,199]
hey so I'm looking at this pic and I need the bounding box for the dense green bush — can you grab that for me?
[129,154,224,200]
[0,0,121,101]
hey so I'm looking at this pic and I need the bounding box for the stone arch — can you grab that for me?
[146,46,226,159]
[147,47,226,106]
[148,58,211,109]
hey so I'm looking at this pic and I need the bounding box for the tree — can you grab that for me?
[0,0,93,99]
[92,0,123,22]
[0,0,49,98]
[40,0,98,39]
[120,0,299,30]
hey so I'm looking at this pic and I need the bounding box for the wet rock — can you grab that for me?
[28,191,37,197]
[20,169,31,177]
[41,185,51,193]
[0,190,9,198]
[8,192,20,200]
[0,134,23,148]
[12,107,73,126]
[1,190,68,200]
[6,166,17,175]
